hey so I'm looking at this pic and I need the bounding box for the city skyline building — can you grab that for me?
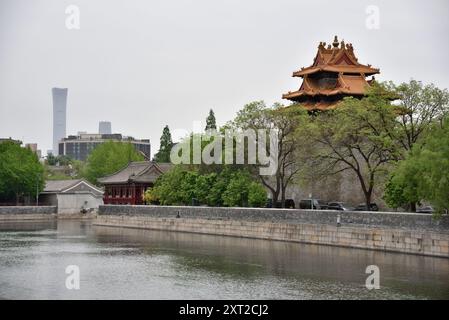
[58,132,151,161]
[99,121,112,135]
[52,88,68,155]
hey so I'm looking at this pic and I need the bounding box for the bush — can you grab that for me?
[149,165,267,207]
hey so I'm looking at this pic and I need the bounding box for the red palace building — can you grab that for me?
[282,36,380,110]
[98,161,171,205]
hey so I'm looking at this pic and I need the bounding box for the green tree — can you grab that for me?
[85,141,143,185]
[383,158,421,211]
[222,171,267,207]
[146,165,187,205]
[248,181,268,207]
[415,120,449,213]
[229,101,307,207]
[205,109,217,131]
[304,84,401,210]
[222,172,250,207]
[386,118,449,214]
[194,173,217,205]
[381,80,449,212]
[46,153,57,166]
[206,168,231,206]
[153,125,173,163]
[394,80,449,151]
[146,165,266,207]
[0,141,45,204]
[45,153,72,166]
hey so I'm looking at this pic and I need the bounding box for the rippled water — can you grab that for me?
[0,220,448,300]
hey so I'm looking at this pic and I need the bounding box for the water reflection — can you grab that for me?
[0,220,448,299]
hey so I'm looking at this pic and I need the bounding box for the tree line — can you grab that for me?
[148,80,449,213]
[1,80,448,213]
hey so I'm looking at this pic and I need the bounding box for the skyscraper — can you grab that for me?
[99,121,112,135]
[52,88,67,155]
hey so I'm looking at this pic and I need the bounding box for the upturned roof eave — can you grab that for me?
[292,65,380,77]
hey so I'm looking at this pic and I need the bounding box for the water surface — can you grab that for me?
[0,220,448,299]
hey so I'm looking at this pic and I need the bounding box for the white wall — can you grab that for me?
[56,193,103,214]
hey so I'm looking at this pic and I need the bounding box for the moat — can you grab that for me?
[0,220,448,299]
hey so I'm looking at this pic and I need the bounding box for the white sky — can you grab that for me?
[1,0,448,156]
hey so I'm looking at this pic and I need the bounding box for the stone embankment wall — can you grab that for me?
[96,205,449,258]
[0,206,96,220]
[0,206,57,221]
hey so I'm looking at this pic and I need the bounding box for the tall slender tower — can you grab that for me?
[52,88,68,155]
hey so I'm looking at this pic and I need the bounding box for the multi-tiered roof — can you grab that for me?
[283,36,380,110]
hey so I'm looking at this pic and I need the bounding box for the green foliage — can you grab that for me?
[85,141,144,185]
[226,100,307,206]
[146,166,266,207]
[45,172,74,181]
[247,181,268,207]
[194,173,217,204]
[302,82,401,209]
[383,158,420,210]
[206,170,230,206]
[383,173,418,209]
[387,118,449,214]
[222,171,268,207]
[0,141,45,202]
[222,172,250,207]
[44,159,86,181]
[71,160,87,178]
[45,154,72,166]
[153,125,173,163]
[205,109,217,131]
[46,153,57,165]
[394,79,449,151]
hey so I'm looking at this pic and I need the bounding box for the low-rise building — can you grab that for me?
[40,179,104,214]
[0,137,21,145]
[58,133,151,161]
[98,161,171,205]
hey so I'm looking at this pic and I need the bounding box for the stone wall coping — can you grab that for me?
[101,204,433,217]
[98,205,449,233]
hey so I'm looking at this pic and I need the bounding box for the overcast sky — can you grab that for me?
[1,0,448,156]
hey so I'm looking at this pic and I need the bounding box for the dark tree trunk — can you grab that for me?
[365,192,372,211]
[280,188,286,208]
[271,190,279,205]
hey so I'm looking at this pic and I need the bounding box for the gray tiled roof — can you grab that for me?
[44,179,82,192]
[97,161,172,184]
[43,179,103,196]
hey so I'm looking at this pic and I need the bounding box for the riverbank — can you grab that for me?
[96,205,449,258]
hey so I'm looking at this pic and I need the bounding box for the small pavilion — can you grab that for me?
[98,161,171,205]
